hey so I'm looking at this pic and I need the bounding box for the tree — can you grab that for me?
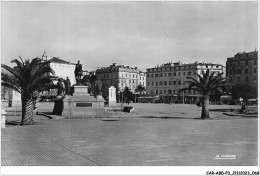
[135,84,146,94]
[178,69,226,119]
[124,87,134,103]
[230,84,257,102]
[134,84,146,103]
[1,57,58,125]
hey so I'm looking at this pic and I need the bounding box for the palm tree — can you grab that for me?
[1,57,58,125]
[135,84,146,103]
[178,69,226,119]
[135,84,146,94]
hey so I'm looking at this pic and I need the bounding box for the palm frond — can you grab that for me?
[1,64,26,86]
[1,82,21,93]
[32,59,54,78]
[32,66,55,81]
[1,73,23,89]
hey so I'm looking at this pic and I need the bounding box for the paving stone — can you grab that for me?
[1,103,258,166]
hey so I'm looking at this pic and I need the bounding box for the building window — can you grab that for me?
[254,68,257,73]
[245,69,249,74]
[253,76,257,81]
[164,90,166,94]
[245,60,249,65]
[159,90,162,94]
[147,82,150,86]
[178,72,180,76]
[168,73,172,76]
[125,73,127,77]
[173,72,176,76]
[193,71,196,75]
[188,72,191,76]
[151,74,154,77]
[178,81,181,85]
[156,82,158,86]
[183,72,186,76]
[155,74,158,77]
[168,90,172,94]
[173,81,176,85]
[254,60,257,65]
[169,81,172,85]
[159,73,163,77]
[152,82,154,86]
[230,70,232,74]
[164,81,167,85]
[216,65,219,68]
[164,73,167,77]
[159,81,162,86]
[173,90,175,94]
[156,90,158,94]
[237,69,241,74]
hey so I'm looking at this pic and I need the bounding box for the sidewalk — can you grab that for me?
[1,113,258,166]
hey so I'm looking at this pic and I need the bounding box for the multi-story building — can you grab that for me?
[47,57,77,85]
[146,61,225,103]
[139,71,146,87]
[95,63,146,98]
[226,50,258,87]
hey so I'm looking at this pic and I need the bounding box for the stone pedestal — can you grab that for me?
[1,108,7,128]
[108,86,117,107]
[62,86,106,118]
[12,91,21,108]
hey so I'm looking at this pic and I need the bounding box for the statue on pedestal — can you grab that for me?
[57,78,64,96]
[94,78,102,96]
[53,78,65,115]
[65,77,71,95]
[74,61,83,84]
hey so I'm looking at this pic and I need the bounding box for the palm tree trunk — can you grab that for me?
[21,97,34,125]
[201,94,210,119]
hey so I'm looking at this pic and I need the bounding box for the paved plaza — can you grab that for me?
[1,103,258,166]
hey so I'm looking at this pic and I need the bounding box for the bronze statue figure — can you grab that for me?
[65,77,71,95]
[57,78,64,96]
[74,61,83,81]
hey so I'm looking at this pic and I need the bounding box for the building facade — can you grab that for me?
[95,63,146,98]
[146,61,225,103]
[47,57,77,85]
[226,50,258,87]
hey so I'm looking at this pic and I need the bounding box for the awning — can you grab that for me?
[220,95,232,100]
[248,98,257,102]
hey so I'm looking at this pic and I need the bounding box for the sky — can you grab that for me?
[1,1,258,71]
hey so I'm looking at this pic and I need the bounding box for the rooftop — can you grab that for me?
[149,61,223,69]
[49,57,71,64]
[96,63,143,73]
[227,50,258,61]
